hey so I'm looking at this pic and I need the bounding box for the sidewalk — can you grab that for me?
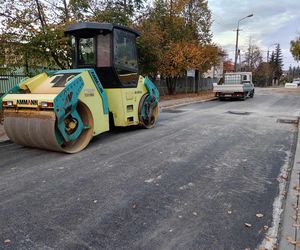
[279,120,300,249]
[160,92,216,109]
[0,92,217,142]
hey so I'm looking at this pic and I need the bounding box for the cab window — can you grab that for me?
[113,29,138,86]
[114,29,138,70]
[78,38,95,65]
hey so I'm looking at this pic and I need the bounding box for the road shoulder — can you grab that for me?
[279,118,300,249]
[0,123,8,142]
[159,92,216,109]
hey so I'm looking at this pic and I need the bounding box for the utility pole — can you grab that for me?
[247,36,253,70]
[234,14,253,72]
[234,27,240,72]
[238,50,242,71]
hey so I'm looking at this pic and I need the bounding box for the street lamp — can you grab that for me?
[234,14,253,72]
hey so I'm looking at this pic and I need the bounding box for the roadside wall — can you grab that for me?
[0,72,219,97]
[0,74,29,95]
[156,77,219,96]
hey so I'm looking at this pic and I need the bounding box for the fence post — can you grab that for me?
[195,70,199,93]
[185,75,188,94]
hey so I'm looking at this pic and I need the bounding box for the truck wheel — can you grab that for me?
[241,94,246,101]
[219,97,225,101]
[250,91,254,98]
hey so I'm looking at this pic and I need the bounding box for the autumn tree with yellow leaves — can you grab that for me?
[0,0,146,72]
[0,0,219,94]
[291,35,300,61]
[137,0,219,94]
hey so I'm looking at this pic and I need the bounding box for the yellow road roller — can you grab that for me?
[0,22,159,153]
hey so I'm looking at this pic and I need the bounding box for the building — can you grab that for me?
[203,57,224,79]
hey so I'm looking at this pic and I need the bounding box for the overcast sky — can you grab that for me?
[208,0,300,70]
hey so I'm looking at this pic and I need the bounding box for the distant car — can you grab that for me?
[285,80,300,88]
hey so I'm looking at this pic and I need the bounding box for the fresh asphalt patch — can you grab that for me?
[1,88,300,249]
[162,109,188,113]
[226,110,253,116]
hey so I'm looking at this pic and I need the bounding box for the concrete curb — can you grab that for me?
[0,135,9,143]
[279,119,300,249]
[160,97,217,110]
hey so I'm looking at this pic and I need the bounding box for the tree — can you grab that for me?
[181,0,213,44]
[243,44,263,71]
[137,21,164,80]
[0,0,217,95]
[0,0,147,72]
[297,66,300,78]
[137,0,217,94]
[288,65,293,82]
[69,0,146,25]
[253,62,272,86]
[268,44,283,84]
[291,36,300,61]
[274,43,283,79]
[0,0,72,72]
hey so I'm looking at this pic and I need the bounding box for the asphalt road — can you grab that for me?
[1,88,300,250]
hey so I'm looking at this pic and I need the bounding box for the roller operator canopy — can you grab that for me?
[64,22,141,38]
[65,22,141,88]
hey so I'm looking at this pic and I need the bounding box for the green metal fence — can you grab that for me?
[0,74,29,95]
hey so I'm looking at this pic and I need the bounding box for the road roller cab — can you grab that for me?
[0,22,159,153]
[65,22,140,88]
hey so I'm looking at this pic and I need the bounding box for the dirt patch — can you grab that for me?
[271,88,300,94]
[160,91,214,101]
